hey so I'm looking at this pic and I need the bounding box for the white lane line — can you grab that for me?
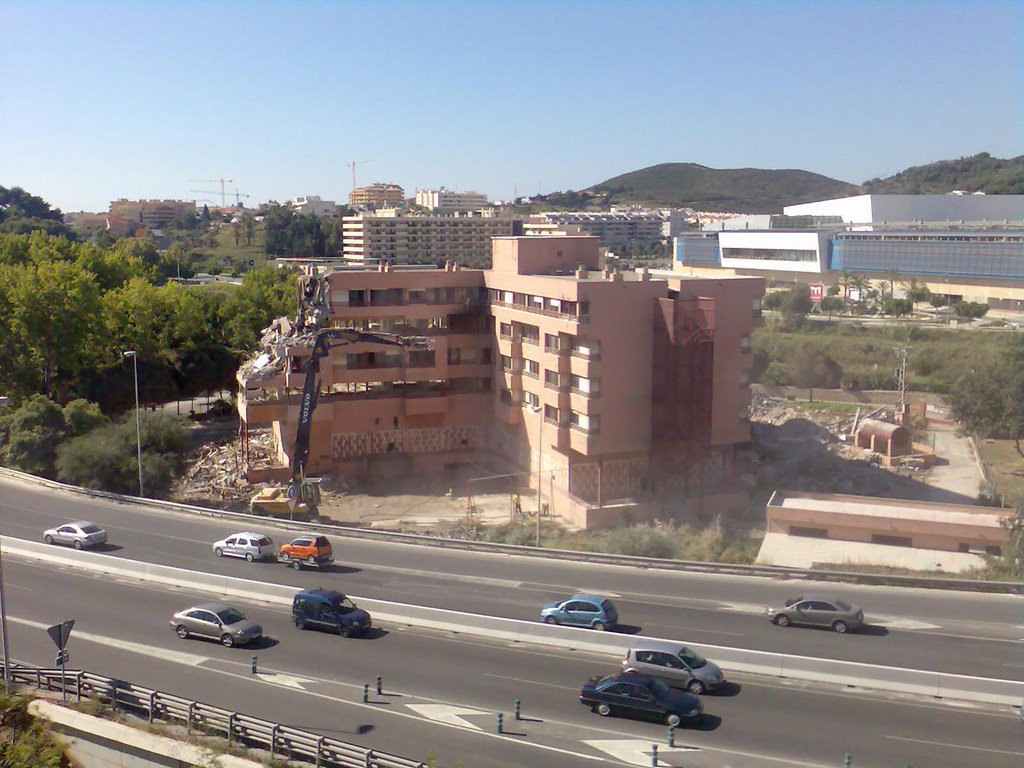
[639,623,745,637]
[583,739,698,766]
[9,617,210,666]
[406,704,485,730]
[484,673,578,692]
[885,735,1024,756]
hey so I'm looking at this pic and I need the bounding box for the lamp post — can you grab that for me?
[530,405,544,548]
[123,351,143,497]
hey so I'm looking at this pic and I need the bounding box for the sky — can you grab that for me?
[2,0,1022,213]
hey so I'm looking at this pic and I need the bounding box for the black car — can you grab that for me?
[292,588,372,637]
[579,672,704,726]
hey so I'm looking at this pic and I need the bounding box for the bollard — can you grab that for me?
[362,683,369,703]
[667,724,675,748]
[376,676,382,695]
[844,753,852,768]
[251,656,257,675]
[513,699,521,721]
[495,712,503,734]
[651,743,658,766]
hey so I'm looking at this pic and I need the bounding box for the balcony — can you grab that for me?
[488,299,586,323]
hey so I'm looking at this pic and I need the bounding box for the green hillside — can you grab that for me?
[863,152,1024,194]
[587,163,862,213]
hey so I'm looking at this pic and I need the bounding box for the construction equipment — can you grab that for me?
[348,159,374,192]
[188,178,234,207]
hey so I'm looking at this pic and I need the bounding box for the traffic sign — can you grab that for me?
[47,620,75,650]
[54,649,69,666]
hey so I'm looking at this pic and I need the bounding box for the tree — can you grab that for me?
[780,283,812,329]
[222,266,298,349]
[882,297,913,317]
[953,301,989,323]
[1,395,66,477]
[837,270,854,311]
[992,508,1024,579]
[901,276,931,308]
[243,214,256,246]
[948,339,1024,449]
[882,267,902,300]
[786,343,843,401]
[63,398,107,437]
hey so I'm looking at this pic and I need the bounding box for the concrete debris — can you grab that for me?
[171,429,279,507]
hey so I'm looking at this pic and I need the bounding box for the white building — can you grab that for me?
[291,196,339,218]
[785,194,1024,230]
[416,188,490,213]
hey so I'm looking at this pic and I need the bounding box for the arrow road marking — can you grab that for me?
[253,672,319,689]
[583,739,699,766]
[406,704,488,730]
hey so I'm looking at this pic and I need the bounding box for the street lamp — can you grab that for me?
[530,405,544,548]
[123,351,143,497]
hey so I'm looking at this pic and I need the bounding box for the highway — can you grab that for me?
[6,559,1022,768]
[2,475,1021,681]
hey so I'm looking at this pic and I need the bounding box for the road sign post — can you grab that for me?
[46,620,74,703]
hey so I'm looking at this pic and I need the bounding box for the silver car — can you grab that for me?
[43,521,108,550]
[212,532,274,562]
[766,593,865,633]
[622,640,726,694]
[169,602,262,647]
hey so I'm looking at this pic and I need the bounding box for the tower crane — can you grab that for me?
[188,178,234,207]
[348,159,374,192]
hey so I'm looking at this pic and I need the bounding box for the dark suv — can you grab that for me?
[292,588,372,637]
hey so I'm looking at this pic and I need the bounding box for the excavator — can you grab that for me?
[249,326,421,520]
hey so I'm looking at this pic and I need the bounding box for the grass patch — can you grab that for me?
[978,438,1024,508]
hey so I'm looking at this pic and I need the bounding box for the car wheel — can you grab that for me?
[687,679,705,695]
[245,553,254,562]
[592,621,607,632]
[773,614,790,627]
[221,634,235,647]
[543,616,558,625]
[214,547,223,557]
[306,555,316,566]
[291,559,302,571]
[666,713,681,727]
[294,618,306,630]
[596,702,611,717]
[832,620,848,634]
[175,625,189,640]
[44,535,54,545]
[341,625,354,638]
[73,540,83,550]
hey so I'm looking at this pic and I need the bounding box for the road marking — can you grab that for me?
[639,623,745,637]
[718,601,764,614]
[583,739,698,766]
[406,704,486,730]
[871,618,941,631]
[9,617,210,667]
[253,672,318,689]
[885,735,1024,756]
[484,673,578,691]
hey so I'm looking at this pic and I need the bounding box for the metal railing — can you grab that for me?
[6,663,424,768]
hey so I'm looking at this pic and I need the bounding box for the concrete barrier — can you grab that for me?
[7,536,1022,708]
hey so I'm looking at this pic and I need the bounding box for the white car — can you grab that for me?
[212,532,274,562]
[43,521,108,550]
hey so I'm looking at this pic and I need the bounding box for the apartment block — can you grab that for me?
[291,196,339,218]
[342,212,523,264]
[526,210,674,247]
[237,236,763,529]
[349,183,405,209]
[416,188,490,212]
[108,198,196,229]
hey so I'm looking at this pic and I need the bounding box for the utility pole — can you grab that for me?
[894,345,910,415]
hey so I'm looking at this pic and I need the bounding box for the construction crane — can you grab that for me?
[348,159,374,192]
[191,188,252,207]
[188,178,234,207]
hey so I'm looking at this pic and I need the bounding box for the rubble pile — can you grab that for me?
[237,317,319,381]
[172,429,279,506]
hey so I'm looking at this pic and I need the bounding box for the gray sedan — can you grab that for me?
[169,603,263,647]
[766,593,864,633]
[43,521,108,550]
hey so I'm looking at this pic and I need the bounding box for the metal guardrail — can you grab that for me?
[1,465,1021,594]
[6,663,424,768]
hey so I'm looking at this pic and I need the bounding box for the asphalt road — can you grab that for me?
[1,474,1022,684]
[7,560,1022,768]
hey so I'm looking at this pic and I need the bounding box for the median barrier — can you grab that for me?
[6,535,1024,708]
[3,465,1022,594]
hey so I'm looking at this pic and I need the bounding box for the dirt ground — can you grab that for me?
[169,395,985,532]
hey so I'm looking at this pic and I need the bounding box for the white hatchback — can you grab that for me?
[212,532,274,562]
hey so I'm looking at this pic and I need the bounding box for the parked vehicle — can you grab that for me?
[540,594,618,630]
[622,640,725,694]
[766,593,865,633]
[43,521,107,550]
[212,532,274,562]
[579,672,704,726]
[292,588,372,637]
[169,603,262,647]
[277,534,333,570]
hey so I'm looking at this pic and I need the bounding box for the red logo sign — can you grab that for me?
[809,283,825,302]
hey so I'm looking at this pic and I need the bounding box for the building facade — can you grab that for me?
[237,236,764,529]
[349,183,405,209]
[526,210,684,247]
[342,212,523,264]
[674,194,1024,311]
[291,196,339,218]
[415,188,489,213]
[108,199,196,229]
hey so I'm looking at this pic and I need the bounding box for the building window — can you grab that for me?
[571,338,599,359]
[523,359,539,378]
[499,388,516,405]
[870,534,913,547]
[544,333,560,351]
[569,411,599,433]
[789,526,829,539]
[522,391,540,408]
[481,347,493,364]
[499,322,513,340]
[544,369,560,389]
[571,374,598,396]
[544,404,559,423]
[519,324,540,345]
[500,354,513,372]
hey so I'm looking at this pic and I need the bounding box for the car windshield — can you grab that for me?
[649,679,672,700]
[679,648,706,669]
[329,596,357,614]
[215,608,246,625]
[835,599,852,611]
[80,524,101,534]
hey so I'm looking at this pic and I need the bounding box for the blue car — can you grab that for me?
[540,593,618,631]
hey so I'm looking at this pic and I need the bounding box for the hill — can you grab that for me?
[863,152,1024,195]
[586,163,862,213]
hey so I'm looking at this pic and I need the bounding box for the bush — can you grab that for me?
[596,524,680,559]
[0,693,68,767]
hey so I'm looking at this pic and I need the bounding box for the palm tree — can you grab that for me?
[883,266,902,300]
[837,270,854,312]
[849,274,870,313]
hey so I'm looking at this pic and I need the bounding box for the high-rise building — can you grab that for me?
[349,183,405,209]
[342,211,523,264]
[416,188,489,212]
